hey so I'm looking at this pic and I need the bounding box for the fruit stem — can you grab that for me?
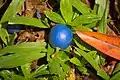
[51,47,60,58]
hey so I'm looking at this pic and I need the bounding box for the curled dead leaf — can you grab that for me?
[76,30,120,60]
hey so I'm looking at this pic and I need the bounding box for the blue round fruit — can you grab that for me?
[49,24,73,50]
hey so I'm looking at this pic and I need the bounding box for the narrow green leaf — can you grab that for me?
[60,0,73,23]
[31,64,49,78]
[55,59,68,80]
[95,0,106,18]
[70,57,82,66]
[0,0,25,23]
[77,66,88,75]
[110,72,120,80]
[85,21,97,28]
[97,0,109,33]
[72,0,90,14]
[0,70,13,79]
[75,48,109,79]
[47,44,54,61]
[43,18,50,27]
[72,25,92,32]
[75,49,99,69]
[58,60,70,73]
[45,11,65,24]
[10,75,25,80]
[112,63,120,75]
[71,14,100,25]
[0,42,46,55]
[0,42,46,68]
[88,51,97,59]
[9,17,48,28]
[74,39,90,51]
[8,33,17,45]
[53,51,70,78]
[55,51,69,62]
[92,4,99,15]
[110,63,120,80]
[88,51,105,65]
[0,70,25,80]
[0,52,46,68]
[48,58,67,80]
[21,63,31,80]
[49,58,61,75]
[72,12,80,20]
[0,28,9,45]
[52,76,59,80]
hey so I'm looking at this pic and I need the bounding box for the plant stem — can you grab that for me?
[51,47,60,58]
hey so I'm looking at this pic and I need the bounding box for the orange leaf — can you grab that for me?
[76,30,120,60]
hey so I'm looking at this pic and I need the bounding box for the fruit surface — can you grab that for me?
[49,24,73,49]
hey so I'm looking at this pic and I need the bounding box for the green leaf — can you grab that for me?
[10,75,25,80]
[0,28,9,45]
[77,66,88,75]
[47,44,54,61]
[52,76,59,80]
[75,49,100,69]
[71,14,100,26]
[52,50,70,75]
[45,11,65,24]
[72,0,90,14]
[97,0,109,33]
[112,63,120,75]
[110,71,120,80]
[0,0,25,23]
[0,70,25,80]
[75,48,109,80]
[110,63,120,80]
[39,77,48,80]
[31,64,49,78]
[72,12,80,20]
[74,39,90,51]
[21,63,31,80]
[43,18,50,27]
[92,4,98,15]
[0,42,46,55]
[58,58,70,73]
[48,58,66,80]
[0,42,46,68]
[88,51,97,59]
[9,17,48,28]
[72,25,92,32]
[0,70,13,79]
[55,51,69,62]
[8,33,17,45]
[60,0,73,23]
[88,51,105,65]
[70,57,82,66]
[85,21,97,28]
[95,0,106,18]
[49,58,61,75]
[57,61,67,80]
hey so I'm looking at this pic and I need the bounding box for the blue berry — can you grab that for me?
[49,24,73,50]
